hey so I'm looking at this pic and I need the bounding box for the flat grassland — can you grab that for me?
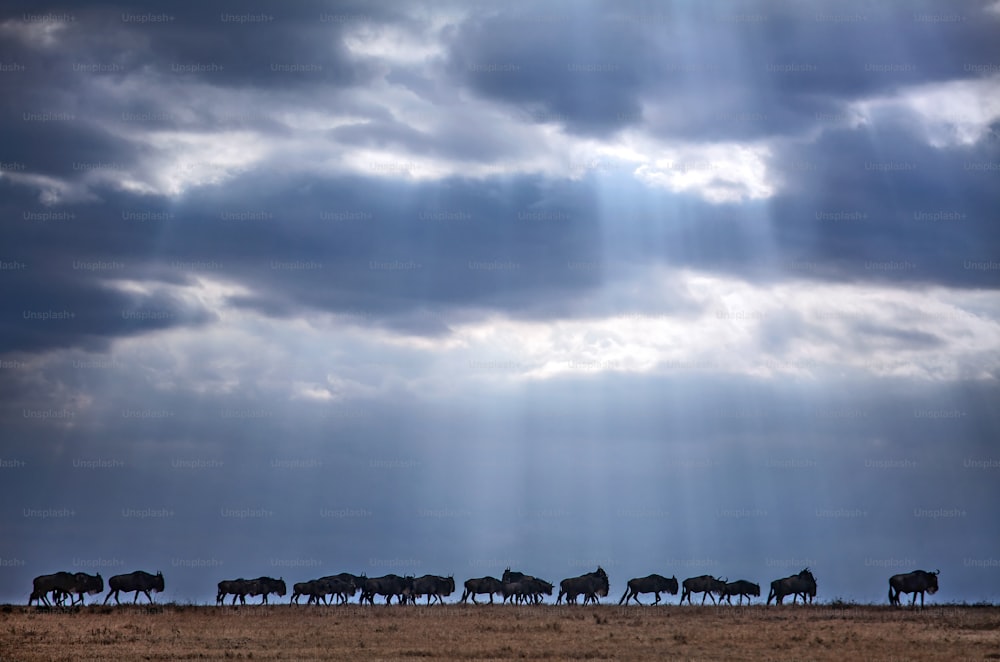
[1,603,998,661]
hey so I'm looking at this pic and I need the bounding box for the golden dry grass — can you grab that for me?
[1,603,998,661]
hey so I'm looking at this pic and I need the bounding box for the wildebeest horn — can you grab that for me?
[934,569,940,575]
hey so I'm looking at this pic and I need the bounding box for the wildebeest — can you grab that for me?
[290,578,353,605]
[216,577,285,605]
[59,572,104,606]
[217,578,249,605]
[500,568,552,604]
[320,577,359,605]
[29,572,76,607]
[291,580,315,604]
[360,574,414,605]
[246,577,286,604]
[103,571,164,605]
[618,574,679,605]
[557,567,609,605]
[502,577,553,605]
[681,575,727,605]
[720,579,760,605]
[460,576,504,604]
[767,568,817,605]
[411,575,455,605]
[889,570,939,607]
[317,573,364,604]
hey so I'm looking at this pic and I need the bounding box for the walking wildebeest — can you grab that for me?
[104,571,164,605]
[681,575,727,605]
[461,576,504,604]
[318,573,364,604]
[360,574,414,605]
[767,568,817,605]
[502,577,553,604]
[889,570,939,608]
[500,567,552,604]
[29,572,76,607]
[291,580,315,604]
[618,574,679,605]
[59,572,104,606]
[217,578,250,605]
[557,567,609,605]
[320,577,357,605]
[720,579,760,605]
[246,577,286,604]
[411,575,455,605]
[289,578,352,605]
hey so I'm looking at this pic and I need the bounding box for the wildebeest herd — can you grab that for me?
[26,567,942,608]
[28,570,163,607]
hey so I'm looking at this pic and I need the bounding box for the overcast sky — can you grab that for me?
[1,0,999,606]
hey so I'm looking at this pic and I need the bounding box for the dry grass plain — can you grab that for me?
[1,602,998,661]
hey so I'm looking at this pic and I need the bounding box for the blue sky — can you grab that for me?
[1,0,999,605]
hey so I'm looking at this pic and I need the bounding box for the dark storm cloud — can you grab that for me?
[766,123,1000,287]
[446,9,649,136]
[0,183,219,353]
[3,131,996,355]
[0,0,995,354]
[0,0,384,90]
[2,167,616,350]
[446,0,1000,141]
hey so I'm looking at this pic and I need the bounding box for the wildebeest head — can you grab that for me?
[154,571,165,592]
[76,572,104,594]
[927,570,940,594]
[798,568,817,596]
